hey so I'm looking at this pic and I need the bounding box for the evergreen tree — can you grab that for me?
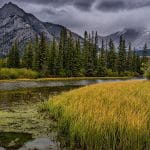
[32,35,40,71]
[132,48,141,73]
[97,39,107,76]
[7,41,20,68]
[142,43,148,64]
[85,33,94,76]
[72,39,82,76]
[55,28,66,76]
[93,31,98,72]
[48,37,58,75]
[107,39,117,71]
[126,42,133,71]
[38,33,48,75]
[22,42,33,69]
[82,31,89,75]
[117,36,126,73]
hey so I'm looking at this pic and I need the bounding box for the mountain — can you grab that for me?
[0,2,82,57]
[98,28,150,50]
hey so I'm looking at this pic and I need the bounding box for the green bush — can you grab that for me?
[144,66,150,80]
[106,69,118,77]
[0,68,39,80]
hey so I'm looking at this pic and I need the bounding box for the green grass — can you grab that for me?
[0,68,39,80]
[40,80,150,150]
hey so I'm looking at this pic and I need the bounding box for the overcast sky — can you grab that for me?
[0,0,150,36]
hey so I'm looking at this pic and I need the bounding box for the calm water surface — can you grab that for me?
[0,79,130,150]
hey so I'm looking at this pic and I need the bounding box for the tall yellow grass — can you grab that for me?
[41,80,150,150]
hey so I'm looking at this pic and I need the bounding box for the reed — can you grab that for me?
[41,80,150,150]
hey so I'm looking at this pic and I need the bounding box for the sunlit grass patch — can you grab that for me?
[41,80,150,150]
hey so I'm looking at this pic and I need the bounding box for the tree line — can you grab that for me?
[3,27,149,77]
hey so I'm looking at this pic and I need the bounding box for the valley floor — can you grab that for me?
[40,80,150,150]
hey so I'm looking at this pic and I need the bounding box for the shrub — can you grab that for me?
[0,68,39,80]
[144,66,150,80]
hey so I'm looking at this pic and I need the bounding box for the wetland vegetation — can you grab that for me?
[41,80,150,150]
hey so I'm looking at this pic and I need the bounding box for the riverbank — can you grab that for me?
[40,80,150,150]
[0,76,134,83]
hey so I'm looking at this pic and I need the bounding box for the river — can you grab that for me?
[0,79,131,150]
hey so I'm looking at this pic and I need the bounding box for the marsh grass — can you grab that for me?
[40,80,150,150]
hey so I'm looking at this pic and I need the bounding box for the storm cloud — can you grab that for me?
[97,0,150,12]
[0,0,150,36]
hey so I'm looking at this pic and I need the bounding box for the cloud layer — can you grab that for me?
[0,0,150,35]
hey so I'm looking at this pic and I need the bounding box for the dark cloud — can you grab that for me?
[1,0,150,36]
[74,0,95,11]
[97,1,125,12]
[97,0,150,12]
[15,0,96,11]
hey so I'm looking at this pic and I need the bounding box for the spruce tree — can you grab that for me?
[142,43,148,64]
[117,36,126,74]
[85,33,94,76]
[97,39,107,77]
[7,41,20,68]
[107,39,117,71]
[48,37,58,75]
[22,42,33,69]
[32,35,40,71]
[126,42,133,71]
[82,31,89,75]
[55,29,65,76]
[39,33,48,75]
[72,39,82,76]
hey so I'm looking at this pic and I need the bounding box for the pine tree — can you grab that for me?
[32,35,40,71]
[7,41,20,68]
[38,33,48,75]
[48,37,58,75]
[142,43,148,64]
[107,39,117,71]
[82,31,89,75]
[55,28,66,76]
[126,42,133,71]
[85,33,94,76]
[93,31,98,72]
[97,39,107,76]
[72,39,82,76]
[132,48,141,73]
[117,36,126,73]
[22,42,33,69]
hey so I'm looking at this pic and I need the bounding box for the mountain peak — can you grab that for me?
[0,2,25,18]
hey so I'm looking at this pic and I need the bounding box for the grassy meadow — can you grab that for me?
[40,80,150,150]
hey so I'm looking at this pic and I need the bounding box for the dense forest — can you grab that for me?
[0,27,149,77]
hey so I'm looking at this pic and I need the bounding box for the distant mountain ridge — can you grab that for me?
[0,2,150,57]
[98,28,150,51]
[0,2,82,56]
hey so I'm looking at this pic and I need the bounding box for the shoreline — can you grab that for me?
[0,76,134,83]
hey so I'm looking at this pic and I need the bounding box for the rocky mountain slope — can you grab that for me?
[0,2,82,56]
[0,2,150,57]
